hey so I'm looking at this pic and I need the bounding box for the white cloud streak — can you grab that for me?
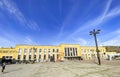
[0,36,15,47]
[99,29,120,46]
[101,35,120,46]
[58,1,80,38]
[72,38,87,45]
[106,7,120,18]
[24,36,37,45]
[61,0,120,45]
[68,0,113,38]
[56,0,120,46]
[0,0,40,31]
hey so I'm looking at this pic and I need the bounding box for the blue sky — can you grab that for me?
[0,0,120,47]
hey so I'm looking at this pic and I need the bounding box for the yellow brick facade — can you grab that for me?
[0,44,117,62]
[0,48,18,60]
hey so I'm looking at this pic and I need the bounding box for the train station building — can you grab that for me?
[0,44,116,62]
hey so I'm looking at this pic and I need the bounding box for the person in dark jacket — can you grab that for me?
[1,62,6,72]
[1,57,6,72]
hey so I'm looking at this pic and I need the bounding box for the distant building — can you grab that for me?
[0,44,117,62]
[105,46,120,53]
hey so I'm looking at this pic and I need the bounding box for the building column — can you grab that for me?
[75,48,77,56]
[68,48,70,56]
[20,48,24,61]
[36,48,39,62]
[31,48,34,61]
[66,48,68,56]
[26,49,29,61]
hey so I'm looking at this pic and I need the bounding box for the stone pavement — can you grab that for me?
[0,61,120,77]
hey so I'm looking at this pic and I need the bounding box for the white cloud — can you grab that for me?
[106,7,120,18]
[68,0,112,38]
[24,36,37,45]
[101,36,120,46]
[27,20,40,31]
[99,29,120,46]
[0,36,15,47]
[0,0,40,31]
[61,0,120,45]
[72,38,87,45]
[58,1,80,38]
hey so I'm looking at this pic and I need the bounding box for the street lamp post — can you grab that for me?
[89,29,101,65]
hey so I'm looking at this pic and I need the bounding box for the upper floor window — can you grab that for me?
[48,49,50,53]
[29,48,32,53]
[84,49,86,53]
[44,49,47,53]
[56,49,59,53]
[53,49,55,53]
[39,49,42,53]
[24,48,27,53]
[18,48,22,53]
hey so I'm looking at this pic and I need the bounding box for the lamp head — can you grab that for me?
[89,33,92,35]
[96,29,101,34]
[97,29,101,32]
[89,31,93,35]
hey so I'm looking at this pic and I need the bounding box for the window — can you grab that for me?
[44,54,46,60]
[18,55,21,60]
[29,55,31,60]
[75,48,78,56]
[10,56,12,59]
[44,49,46,54]
[39,49,42,53]
[68,48,70,56]
[34,55,36,60]
[73,48,75,56]
[34,48,37,53]
[6,56,8,58]
[70,48,72,51]
[39,55,41,59]
[24,48,27,54]
[29,48,32,53]
[53,49,55,53]
[48,54,50,59]
[18,48,22,53]
[56,49,59,53]
[23,55,26,60]
[48,49,50,53]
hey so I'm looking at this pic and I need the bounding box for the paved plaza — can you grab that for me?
[0,60,120,77]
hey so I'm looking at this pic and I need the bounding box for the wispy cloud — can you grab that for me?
[0,36,15,47]
[57,0,120,45]
[27,20,41,31]
[61,0,120,43]
[101,35,120,46]
[0,0,40,31]
[99,29,120,46]
[106,7,120,18]
[24,36,37,45]
[68,0,113,38]
[72,38,87,45]
[58,1,80,38]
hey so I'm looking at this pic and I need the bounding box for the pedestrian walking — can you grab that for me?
[1,57,6,72]
[1,62,6,72]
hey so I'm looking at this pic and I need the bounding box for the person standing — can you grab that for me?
[1,57,6,72]
[1,62,6,72]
